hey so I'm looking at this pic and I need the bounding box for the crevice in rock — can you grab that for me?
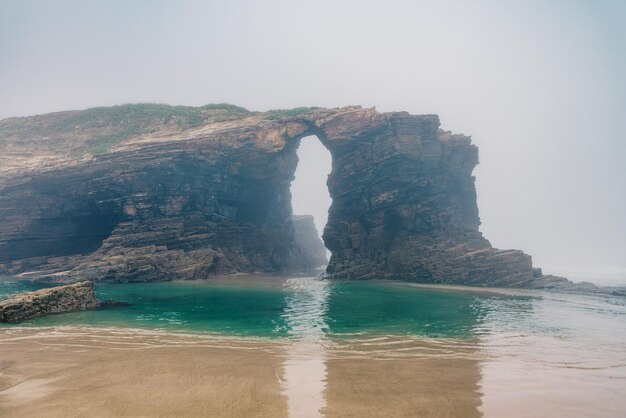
[289,135,332,269]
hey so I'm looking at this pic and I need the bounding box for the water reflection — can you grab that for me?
[324,281,485,338]
[323,336,483,417]
[279,279,487,417]
[475,291,626,417]
[280,276,330,417]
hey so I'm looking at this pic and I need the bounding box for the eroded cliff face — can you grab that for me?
[316,112,536,286]
[0,104,542,287]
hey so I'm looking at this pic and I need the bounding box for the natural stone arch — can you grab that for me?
[278,107,535,286]
[0,105,538,287]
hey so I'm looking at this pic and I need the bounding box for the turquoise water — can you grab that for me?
[0,277,508,338]
[1,276,624,346]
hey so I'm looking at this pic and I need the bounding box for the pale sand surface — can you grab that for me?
[0,327,482,418]
[0,327,289,418]
[322,338,481,418]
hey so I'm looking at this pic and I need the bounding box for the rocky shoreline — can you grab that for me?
[0,281,100,322]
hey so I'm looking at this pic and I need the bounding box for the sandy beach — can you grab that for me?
[0,327,482,418]
[1,278,625,417]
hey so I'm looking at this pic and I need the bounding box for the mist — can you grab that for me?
[1,0,624,284]
[291,136,332,242]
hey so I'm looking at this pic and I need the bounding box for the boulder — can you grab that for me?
[0,281,100,322]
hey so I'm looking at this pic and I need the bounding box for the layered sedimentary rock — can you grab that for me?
[0,104,546,287]
[292,215,328,269]
[0,281,100,322]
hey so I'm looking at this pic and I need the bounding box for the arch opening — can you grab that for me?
[290,135,333,264]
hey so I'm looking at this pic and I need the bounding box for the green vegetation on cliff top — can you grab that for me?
[264,107,321,120]
[1,103,324,156]
[72,103,249,128]
[1,103,250,155]
[72,103,250,154]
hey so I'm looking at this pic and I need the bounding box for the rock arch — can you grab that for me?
[0,105,537,287]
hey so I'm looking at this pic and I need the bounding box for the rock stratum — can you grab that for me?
[0,103,582,289]
[0,281,100,322]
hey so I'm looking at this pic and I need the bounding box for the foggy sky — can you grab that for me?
[1,0,625,284]
[291,137,332,239]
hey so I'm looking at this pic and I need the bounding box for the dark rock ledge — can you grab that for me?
[0,281,100,322]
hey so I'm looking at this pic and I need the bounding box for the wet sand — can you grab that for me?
[0,327,483,417]
[323,338,481,418]
[0,328,289,417]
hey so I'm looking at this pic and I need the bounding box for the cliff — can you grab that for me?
[292,215,328,269]
[0,103,551,287]
[0,281,100,322]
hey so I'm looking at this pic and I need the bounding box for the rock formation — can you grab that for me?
[0,281,100,322]
[0,103,552,287]
[292,215,328,269]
